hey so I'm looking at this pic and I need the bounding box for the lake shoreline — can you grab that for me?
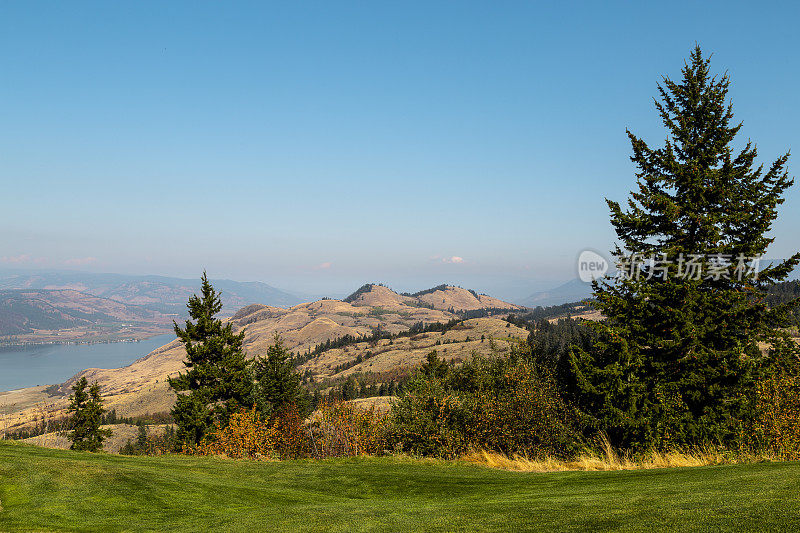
[0,329,174,349]
[0,333,176,392]
[0,337,157,348]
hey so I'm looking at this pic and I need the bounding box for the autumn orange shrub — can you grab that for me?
[194,405,310,459]
[308,400,390,458]
[755,371,800,458]
[194,407,274,458]
[270,404,310,459]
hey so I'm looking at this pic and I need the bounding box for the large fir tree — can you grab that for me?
[67,376,112,452]
[566,46,800,450]
[169,272,254,444]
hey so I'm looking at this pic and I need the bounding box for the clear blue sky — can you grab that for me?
[1,1,798,298]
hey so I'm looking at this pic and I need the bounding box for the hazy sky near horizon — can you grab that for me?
[2,1,799,297]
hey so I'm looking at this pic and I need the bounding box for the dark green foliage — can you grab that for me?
[511,300,590,322]
[565,47,800,450]
[527,318,597,389]
[454,307,517,319]
[103,409,118,425]
[136,423,148,449]
[764,280,800,325]
[119,425,179,455]
[409,284,450,297]
[168,272,254,445]
[119,422,148,455]
[67,377,112,452]
[253,334,308,417]
[7,417,68,440]
[7,410,175,441]
[419,350,450,380]
[311,370,408,403]
[392,349,579,458]
[330,357,365,375]
[118,440,135,455]
[102,411,173,426]
[340,376,358,401]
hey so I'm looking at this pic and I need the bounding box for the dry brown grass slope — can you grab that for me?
[415,286,524,312]
[299,317,529,380]
[346,285,417,309]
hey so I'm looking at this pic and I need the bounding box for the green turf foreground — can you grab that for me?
[1,442,799,532]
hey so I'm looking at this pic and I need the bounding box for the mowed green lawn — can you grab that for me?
[1,442,799,532]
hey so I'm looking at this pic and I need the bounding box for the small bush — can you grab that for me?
[754,371,800,459]
[309,401,390,458]
[270,405,310,459]
[194,407,274,459]
[193,405,310,459]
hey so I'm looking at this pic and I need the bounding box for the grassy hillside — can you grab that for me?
[1,442,799,531]
[298,317,529,380]
[0,289,173,340]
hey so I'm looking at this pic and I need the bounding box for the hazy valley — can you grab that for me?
[0,271,307,344]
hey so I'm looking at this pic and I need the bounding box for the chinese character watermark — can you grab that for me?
[576,251,762,283]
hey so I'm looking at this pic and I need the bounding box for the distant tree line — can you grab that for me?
[325,375,407,402]
[765,280,800,324]
[342,283,390,303]
[119,422,179,456]
[454,307,515,319]
[509,301,590,323]
[401,284,450,297]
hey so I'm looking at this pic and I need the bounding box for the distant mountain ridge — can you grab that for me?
[0,271,304,315]
[519,279,594,307]
[0,289,174,340]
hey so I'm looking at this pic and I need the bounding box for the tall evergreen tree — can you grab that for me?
[136,422,148,450]
[566,46,800,450]
[67,376,112,452]
[169,272,254,444]
[253,334,307,417]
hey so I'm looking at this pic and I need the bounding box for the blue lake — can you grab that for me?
[0,333,176,392]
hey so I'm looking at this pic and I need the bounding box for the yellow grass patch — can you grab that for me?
[462,436,775,472]
[463,449,729,472]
